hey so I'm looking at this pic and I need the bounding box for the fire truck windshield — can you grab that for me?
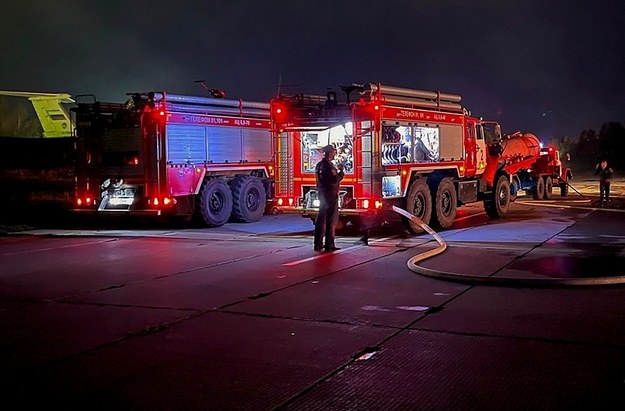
[482,121,502,145]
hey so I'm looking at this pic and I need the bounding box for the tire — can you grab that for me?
[560,183,569,197]
[198,178,233,227]
[432,177,457,228]
[544,176,553,199]
[231,176,267,223]
[485,175,511,218]
[533,177,545,200]
[405,179,432,234]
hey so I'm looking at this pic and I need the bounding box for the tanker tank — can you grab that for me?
[498,132,541,160]
[482,132,542,185]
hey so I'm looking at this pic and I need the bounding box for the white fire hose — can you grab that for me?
[390,205,625,286]
[391,205,447,272]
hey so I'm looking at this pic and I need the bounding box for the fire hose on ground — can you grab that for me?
[391,205,447,272]
[390,205,625,286]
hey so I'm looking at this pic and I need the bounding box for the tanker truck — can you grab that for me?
[483,130,572,218]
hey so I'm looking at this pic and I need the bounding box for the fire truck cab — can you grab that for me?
[525,144,573,198]
[72,91,274,226]
[270,83,506,233]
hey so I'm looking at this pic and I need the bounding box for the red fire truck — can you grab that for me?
[72,91,274,227]
[270,83,570,233]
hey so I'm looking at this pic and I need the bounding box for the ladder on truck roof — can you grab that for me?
[0,91,75,138]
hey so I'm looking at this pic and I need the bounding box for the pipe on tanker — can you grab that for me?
[164,93,270,110]
[368,83,462,103]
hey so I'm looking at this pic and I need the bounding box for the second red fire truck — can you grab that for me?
[72,91,274,227]
[270,82,571,233]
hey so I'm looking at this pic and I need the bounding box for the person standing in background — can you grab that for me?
[595,159,614,206]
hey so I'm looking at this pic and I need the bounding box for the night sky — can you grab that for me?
[2,0,624,139]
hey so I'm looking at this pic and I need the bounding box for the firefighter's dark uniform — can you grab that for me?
[596,160,614,205]
[314,149,344,251]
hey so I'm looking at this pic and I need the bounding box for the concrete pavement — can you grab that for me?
[2,200,625,410]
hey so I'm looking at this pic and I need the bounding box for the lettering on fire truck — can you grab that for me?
[168,113,270,129]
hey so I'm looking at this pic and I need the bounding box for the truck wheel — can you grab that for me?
[533,177,545,200]
[560,183,569,197]
[543,176,553,199]
[485,175,511,218]
[432,177,457,228]
[231,176,267,223]
[405,179,432,233]
[198,178,233,227]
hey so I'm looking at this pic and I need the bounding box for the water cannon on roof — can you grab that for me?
[194,80,226,99]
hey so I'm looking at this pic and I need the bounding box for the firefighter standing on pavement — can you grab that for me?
[595,159,614,206]
[314,145,345,252]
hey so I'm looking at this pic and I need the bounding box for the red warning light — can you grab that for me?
[272,103,288,124]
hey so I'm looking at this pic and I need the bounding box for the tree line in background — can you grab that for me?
[545,121,625,174]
